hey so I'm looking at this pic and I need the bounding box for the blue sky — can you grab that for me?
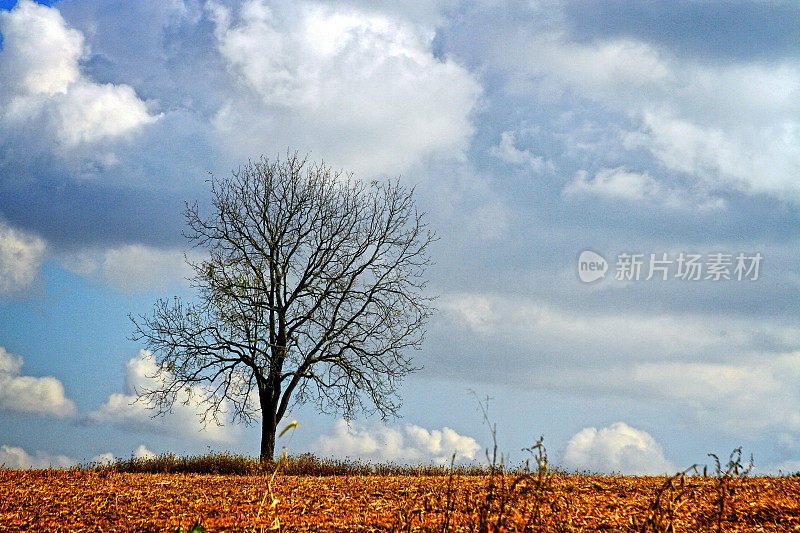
[1,0,799,475]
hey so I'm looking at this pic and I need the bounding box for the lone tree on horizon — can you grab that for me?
[131,153,435,461]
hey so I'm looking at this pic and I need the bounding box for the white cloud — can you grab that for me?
[614,60,799,198]
[477,6,800,198]
[0,346,76,418]
[563,422,675,475]
[625,108,800,197]
[490,131,547,173]
[628,355,800,436]
[207,0,480,176]
[90,350,233,443]
[61,244,199,292]
[331,0,458,32]
[566,168,656,202]
[0,0,82,96]
[88,444,155,464]
[441,293,777,359]
[91,452,116,466]
[133,444,156,459]
[0,0,160,150]
[511,356,800,439]
[0,444,151,469]
[51,81,160,146]
[315,419,480,464]
[564,167,724,210]
[518,38,671,108]
[441,293,800,437]
[0,222,46,296]
[0,444,77,469]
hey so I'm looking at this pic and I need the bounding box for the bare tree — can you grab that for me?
[131,153,435,461]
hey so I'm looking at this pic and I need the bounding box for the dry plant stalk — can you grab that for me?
[629,466,699,533]
[255,420,298,532]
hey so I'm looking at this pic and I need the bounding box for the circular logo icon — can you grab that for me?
[578,250,608,283]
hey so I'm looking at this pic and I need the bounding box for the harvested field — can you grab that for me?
[1,469,799,531]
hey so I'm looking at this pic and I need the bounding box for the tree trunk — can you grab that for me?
[259,382,277,463]
[260,415,276,463]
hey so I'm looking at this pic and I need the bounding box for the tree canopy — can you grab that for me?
[131,153,435,459]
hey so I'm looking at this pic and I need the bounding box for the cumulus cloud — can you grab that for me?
[490,131,548,173]
[90,452,116,466]
[315,419,480,464]
[60,244,199,292]
[0,346,76,418]
[87,444,155,465]
[564,167,724,210]
[0,0,160,151]
[0,222,46,296]
[0,444,150,469]
[207,0,480,176]
[565,168,659,202]
[624,107,800,197]
[133,444,157,459]
[0,0,83,96]
[563,422,675,475]
[90,350,233,443]
[0,444,77,469]
[603,55,799,198]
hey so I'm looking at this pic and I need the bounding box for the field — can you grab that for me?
[2,467,800,531]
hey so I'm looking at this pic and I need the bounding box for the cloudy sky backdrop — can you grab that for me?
[1,0,799,475]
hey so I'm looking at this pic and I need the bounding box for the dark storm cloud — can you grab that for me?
[0,0,481,255]
[0,103,222,249]
[0,174,187,249]
[59,0,228,116]
[0,0,231,250]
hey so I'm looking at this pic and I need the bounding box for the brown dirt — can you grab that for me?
[1,469,799,531]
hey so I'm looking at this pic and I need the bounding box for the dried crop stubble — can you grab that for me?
[2,470,800,531]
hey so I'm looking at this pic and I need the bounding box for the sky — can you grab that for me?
[0,0,799,475]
